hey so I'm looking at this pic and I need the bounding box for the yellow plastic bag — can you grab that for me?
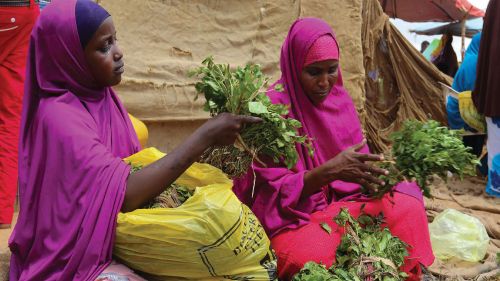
[458,91,486,133]
[429,209,489,262]
[115,148,277,280]
[128,113,149,148]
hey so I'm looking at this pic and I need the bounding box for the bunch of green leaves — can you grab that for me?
[129,164,192,208]
[190,56,313,175]
[293,208,409,281]
[292,262,334,281]
[389,119,479,197]
[365,160,404,199]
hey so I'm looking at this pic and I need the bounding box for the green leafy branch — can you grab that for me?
[190,56,313,177]
[367,120,480,198]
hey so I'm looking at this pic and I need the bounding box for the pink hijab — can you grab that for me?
[9,0,140,280]
[233,18,420,238]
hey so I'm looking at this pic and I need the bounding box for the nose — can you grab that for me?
[318,73,329,89]
[113,43,123,62]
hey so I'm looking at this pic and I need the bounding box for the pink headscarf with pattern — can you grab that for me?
[303,35,339,66]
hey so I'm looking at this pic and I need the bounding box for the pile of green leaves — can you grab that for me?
[293,208,409,281]
[368,120,479,198]
[190,56,312,177]
[129,164,192,208]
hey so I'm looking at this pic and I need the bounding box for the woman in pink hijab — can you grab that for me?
[233,18,434,280]
[9,0,260,280]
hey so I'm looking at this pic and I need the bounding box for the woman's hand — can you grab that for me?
[199,113,262,146]
[303,140,388,196]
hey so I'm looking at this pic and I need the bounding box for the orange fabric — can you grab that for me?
[271,192,434,280]
[0,2,39,224]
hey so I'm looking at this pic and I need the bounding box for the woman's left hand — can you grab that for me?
[303,140,388,196]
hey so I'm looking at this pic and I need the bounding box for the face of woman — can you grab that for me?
[299,59,339,105]
[84,17,124,87]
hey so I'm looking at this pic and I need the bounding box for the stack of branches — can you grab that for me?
[191,57,313,178]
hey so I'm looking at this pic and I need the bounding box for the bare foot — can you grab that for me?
[0,224,11,229]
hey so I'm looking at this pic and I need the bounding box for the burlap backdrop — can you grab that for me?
[100,0,366,152]
[361,0,452,152]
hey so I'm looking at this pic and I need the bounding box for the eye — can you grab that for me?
[99,42,111,53]
[328,66,338,74]
[99,37,114,53]
[306,68,320,76]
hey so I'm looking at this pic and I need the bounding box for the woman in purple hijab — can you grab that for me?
[233,18,434,280]
[8,0,259,280]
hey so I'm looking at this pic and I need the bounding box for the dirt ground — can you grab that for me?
[0,212,16,281]
[1,177,498,281]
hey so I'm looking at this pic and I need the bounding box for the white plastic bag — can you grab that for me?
[429,209,489,262]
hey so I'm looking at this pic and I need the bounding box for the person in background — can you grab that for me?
[8,0,260,280]
[432,33,459,77]
[447,33,487,174]
[233,17,434,280]
[473,0,500,197]
[0,0,39,229]
[420,40,430,53]
[452,33,481,94]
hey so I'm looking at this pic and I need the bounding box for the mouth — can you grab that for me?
[114,64,125,74]
[314,91,330,97]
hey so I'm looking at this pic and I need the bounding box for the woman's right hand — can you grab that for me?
[303,140,388,196]
[198,113,262,146]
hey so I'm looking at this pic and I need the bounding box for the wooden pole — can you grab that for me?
[461,18,466,61]
[461,9,472,61]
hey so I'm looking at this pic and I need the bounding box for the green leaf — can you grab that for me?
[335,255,350,267]
[248,101,269,114]
[206,80,221,91]
[357,214,373,226]
[208,100,218,109]
[320,222,332,235]
[275,83,284,92]
[292,262,331,281]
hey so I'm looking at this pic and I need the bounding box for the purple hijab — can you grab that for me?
[233,18,420,238]
[9,0,140,280]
